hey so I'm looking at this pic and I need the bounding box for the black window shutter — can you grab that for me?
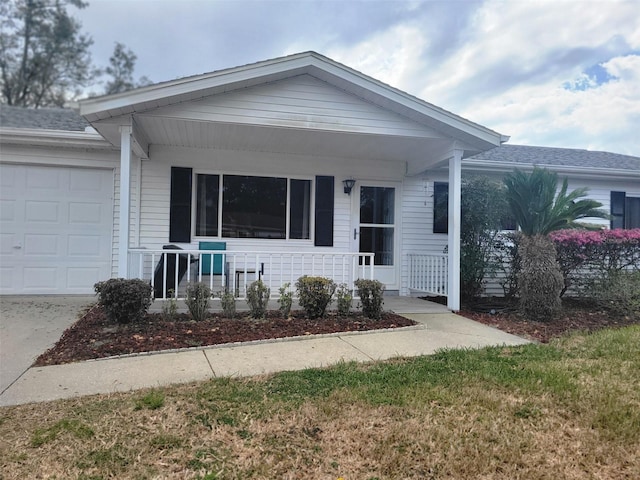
[314,176,334,246]
[169,167,192,242]
[610,191,626,229]
[433,182,449,234]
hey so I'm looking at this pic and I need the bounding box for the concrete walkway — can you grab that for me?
[0,296,529,407]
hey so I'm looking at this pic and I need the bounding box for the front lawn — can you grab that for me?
[1,325,639,479]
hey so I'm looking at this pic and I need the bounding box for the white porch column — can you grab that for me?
[118,126,132,278]
[447,150,463,311]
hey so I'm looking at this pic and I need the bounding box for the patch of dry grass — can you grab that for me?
[1,326,639,479]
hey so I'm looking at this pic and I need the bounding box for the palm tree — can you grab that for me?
[503,168,606,320]
[503,168,607,235]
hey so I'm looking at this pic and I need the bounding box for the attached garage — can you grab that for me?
[0,163,114,294]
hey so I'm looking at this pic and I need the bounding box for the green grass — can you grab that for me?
[30,418,94,447]
[2,325,639,479]
[133,389,165,410]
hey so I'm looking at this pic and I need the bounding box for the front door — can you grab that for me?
[353,183,399,289]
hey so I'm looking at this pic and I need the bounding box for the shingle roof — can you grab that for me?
[469,144,640,171]
[0,105,89,131]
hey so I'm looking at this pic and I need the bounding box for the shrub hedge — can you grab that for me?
[94,278,152,324]
[295,276,336,319]
[354,279,385,320]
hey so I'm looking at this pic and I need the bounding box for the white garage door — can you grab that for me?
[0,164,113,294]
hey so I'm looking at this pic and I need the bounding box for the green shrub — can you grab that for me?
[336,283,353,317]
[278,283,293,317]
[354,279,385,319]
[161,289,178,321]
[295,276,336,319]
[460,176,512,300]
[246,280,270,319]
[550,229,640,297]
[588,270,640,318]
[94,278,152,324]
[220,289,236,318]
[185,283,211,321]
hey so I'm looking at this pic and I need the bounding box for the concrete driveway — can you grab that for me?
[0,296,94,394]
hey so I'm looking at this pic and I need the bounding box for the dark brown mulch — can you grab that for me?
[34,307,416,366]
[458,298,640,343]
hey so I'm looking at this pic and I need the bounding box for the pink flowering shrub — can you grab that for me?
[549,228,640,295]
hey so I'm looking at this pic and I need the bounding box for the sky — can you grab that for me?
[74,0,640,156]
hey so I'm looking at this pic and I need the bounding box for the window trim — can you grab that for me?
[192,171,315,241]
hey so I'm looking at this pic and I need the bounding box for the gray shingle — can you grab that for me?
[469,144,640,171]
[0,105,89,131]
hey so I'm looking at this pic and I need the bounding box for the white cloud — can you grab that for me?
[466,53,640,154]
[326,24,429,93]
[73,0,640,156]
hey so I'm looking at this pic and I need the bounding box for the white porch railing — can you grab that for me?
[128,249,375,300]
[408,253,448,297]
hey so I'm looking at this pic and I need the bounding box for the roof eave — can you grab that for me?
[79,51,505,150]
[0,127,114,150]
[462,159,640,179]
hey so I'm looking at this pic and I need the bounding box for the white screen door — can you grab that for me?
[353,184,398,288]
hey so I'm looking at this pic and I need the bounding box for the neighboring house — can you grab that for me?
[428,144,640,296]
[1,52,637,308]
[467,144,640,230]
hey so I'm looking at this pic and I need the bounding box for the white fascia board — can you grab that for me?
[0,127,114,150]
[462,159,640,180]
[304,56,505,147]
[79,51,505,149]
[79,54,315,120]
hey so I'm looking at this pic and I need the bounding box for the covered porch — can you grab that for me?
[79,52,507,310]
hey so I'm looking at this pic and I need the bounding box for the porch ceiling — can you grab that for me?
[98,115,456,168]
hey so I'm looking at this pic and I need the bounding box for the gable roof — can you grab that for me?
[466,144,640,178]
[0,105,88,131]
[79,51,508,153]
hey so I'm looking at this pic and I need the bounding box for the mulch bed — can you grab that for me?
[458,298,639,343]
[34,298,639,367]
[34,307,416,366]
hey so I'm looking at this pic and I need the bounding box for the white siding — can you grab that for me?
[565,177,640,226]
[399,174,449,295]
[142,75,441,138]
[138,145,405,264]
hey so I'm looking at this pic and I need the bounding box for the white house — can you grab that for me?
[2,52,638,309]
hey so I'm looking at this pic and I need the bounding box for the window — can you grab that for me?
[628,197,640,228]
[433,182,448,234]
[612,191,640,229]
[222,175,287,238]
[194,174,312,239]
[195,174,219,237]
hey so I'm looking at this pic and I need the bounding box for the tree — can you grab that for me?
[103,42,151,95]
[503,168,606,235]
[460,176,511,300]
[503,167,607,320]
[0,0,95,107]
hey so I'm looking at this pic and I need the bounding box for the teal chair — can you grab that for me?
[199,242,226,275]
